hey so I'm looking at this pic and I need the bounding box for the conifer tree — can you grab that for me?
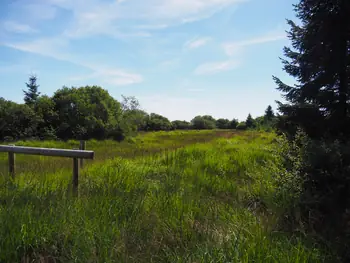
[246,113,255,128]
[264,105,274,121]
[23,75,40,106]
[273,0,350,138]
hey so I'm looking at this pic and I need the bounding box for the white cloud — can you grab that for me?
[98,69,143,86]
[3,37,143,86]
[194,60,240,75]
[192,30,286,75]
[223,31,286,56]
[2,0,247,41]
[147,0,246,21]
[40,0,246,38]
[3,38,72,66]
[184,37,211,49]
[3,21,38,34]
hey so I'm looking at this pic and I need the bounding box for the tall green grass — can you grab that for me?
[0,130,236,176]
[0,131,326,262]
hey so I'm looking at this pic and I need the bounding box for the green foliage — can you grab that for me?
[236,122,247,130]
[0,98,41,140]
[215,118,230,129]
[273,0,350,260]
[245,114,255,129]
[172,120,191,130]
[120,95,148,133]
[264,105,275,121]
[52,86,122,140]
[144,113,173,131]
[255,109,277,132]
[191,115,216,130]
[229,118,239,129]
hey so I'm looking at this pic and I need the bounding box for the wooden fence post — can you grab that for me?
[8,146,15,178]
[72,150,79,195]
[79,140,86,169]
[0,144,94,195]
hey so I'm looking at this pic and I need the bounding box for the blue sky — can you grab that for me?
[0,0,296,121]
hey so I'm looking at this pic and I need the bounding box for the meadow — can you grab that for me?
[0,130,327,262]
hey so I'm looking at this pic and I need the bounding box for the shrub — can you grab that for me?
[236,122,247,130]
[276,130,350,259]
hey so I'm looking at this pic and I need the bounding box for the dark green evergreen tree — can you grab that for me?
[273,1,350,258]
[264,105,275,121]
[23,75,41,106]
[273,0,350,139]
[245,113,255,128]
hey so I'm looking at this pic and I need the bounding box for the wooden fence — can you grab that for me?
[0,141,94,194]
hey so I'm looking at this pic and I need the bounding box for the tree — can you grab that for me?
[121,95,140,112]
[245,113,255,129]
[145,113,172,131]
[216,118,230,129]
[273,0,350,258]
[23,75,40,106]
[0,99,40,140]
[172,120,191,130]
[35,95,59,139]
[52,86,122,140]
[120,95,148,132]
[229,119,239,129]
[273,0,350,139]
[236,122,247,130]
[191,116,216,130]
[264,105,275,121]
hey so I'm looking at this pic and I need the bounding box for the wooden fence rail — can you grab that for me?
[0,141,94,195]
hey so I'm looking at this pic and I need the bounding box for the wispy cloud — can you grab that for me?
[134,24,169,30]
[191,29,285,75]
[184,37,211,50]
[147,0,246,21]
[4,38,70,61]
[2,21,38,34]
[222,31,286,56]
[194,60,239,75]
[37,0,246,39]
[3,37,143,86]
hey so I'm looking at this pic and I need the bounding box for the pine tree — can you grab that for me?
[246,113,255,128]
[23,75,40,106]
[273,0,350,139]
[264,105,275,121]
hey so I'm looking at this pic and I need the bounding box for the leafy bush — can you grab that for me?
[273,130,350,259]
[236,122,247,130]
[191,115,216,130]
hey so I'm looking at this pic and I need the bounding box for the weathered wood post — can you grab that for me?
[8,145,15,178]
[79,140,86,168]
[73,148,79,196]
[0,144,94,194]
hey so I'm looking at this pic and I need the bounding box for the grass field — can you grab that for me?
[0,130,326,262]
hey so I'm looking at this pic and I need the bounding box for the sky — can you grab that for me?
[0,0,297,121]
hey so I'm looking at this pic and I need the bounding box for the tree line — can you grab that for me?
[0,77,276,142]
